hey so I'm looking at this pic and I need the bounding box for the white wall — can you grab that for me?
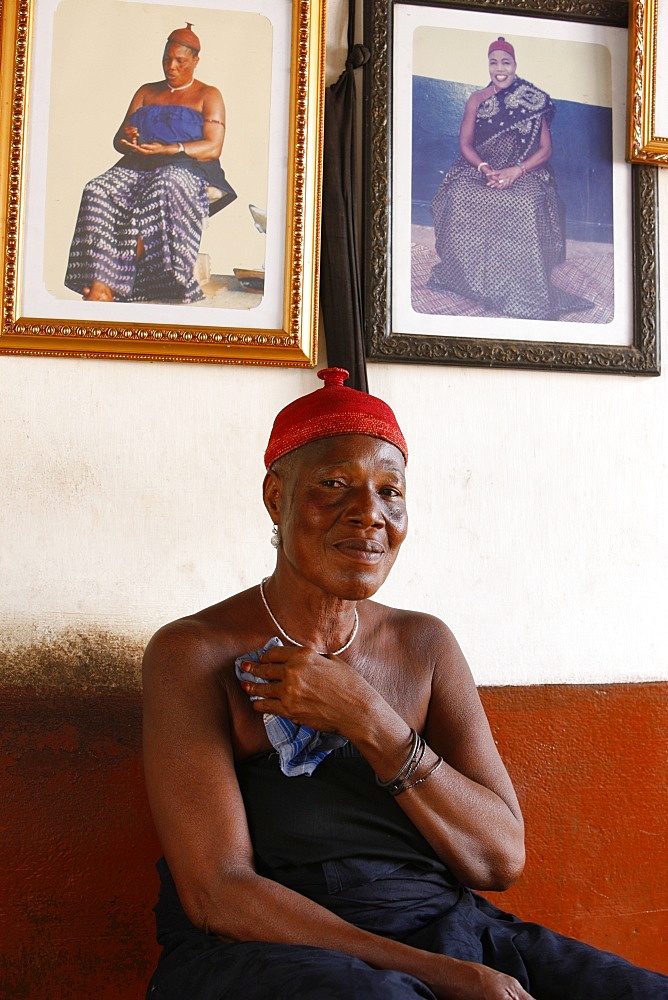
[1,0,666,686]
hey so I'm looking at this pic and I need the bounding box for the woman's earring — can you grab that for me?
[270,524,281,548]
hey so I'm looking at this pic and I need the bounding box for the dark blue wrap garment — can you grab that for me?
[120,105,236,216]
[146,745,668,999]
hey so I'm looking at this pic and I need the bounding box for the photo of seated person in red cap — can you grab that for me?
[65,23,235,304]
[142,368,668,999]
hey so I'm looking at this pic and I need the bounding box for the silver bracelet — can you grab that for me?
[376,729,424,795]
[390,737,426,795]
[177,142,185,154]
[400,756,444,794]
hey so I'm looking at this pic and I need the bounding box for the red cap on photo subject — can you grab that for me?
[167,23,201,53]
[488,37,515,58]
[264,368,408,469]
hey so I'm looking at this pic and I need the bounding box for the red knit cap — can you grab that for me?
[167,23,201,53]
[488,36,515,58]
[264,368,408,469]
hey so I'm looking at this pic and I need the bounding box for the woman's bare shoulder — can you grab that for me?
[143,588,275,761]
[364,600,459,652]
[467,85,494,108]
[198,81,223,99]
[136,81,165,100]
[143,587,260,679]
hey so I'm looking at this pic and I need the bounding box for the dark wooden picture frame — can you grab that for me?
[363,0,660,375]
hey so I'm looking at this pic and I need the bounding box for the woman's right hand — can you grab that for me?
[123,125,139,145]
[428,957,535,1000]
[240,645,373,737]
[485,165,522,190]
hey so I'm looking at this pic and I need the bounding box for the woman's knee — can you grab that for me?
[81,169,136,207]
[150,941,435,1000]
[260,947,435,1000]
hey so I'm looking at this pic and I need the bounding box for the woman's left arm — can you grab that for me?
[182,86,226,161]
[353,618,526,891]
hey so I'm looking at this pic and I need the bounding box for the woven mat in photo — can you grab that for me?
[410,243,614,325]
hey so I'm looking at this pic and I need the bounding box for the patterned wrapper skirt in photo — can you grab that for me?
[64,164,209,303]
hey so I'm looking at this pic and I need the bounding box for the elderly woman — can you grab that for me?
[428,38,582,321]
[65,23,235,304]
[143,368,667,1000]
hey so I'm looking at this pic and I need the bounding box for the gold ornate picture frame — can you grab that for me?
[363,0,660,376]
[0,0,325,366]
[628,0,668,165]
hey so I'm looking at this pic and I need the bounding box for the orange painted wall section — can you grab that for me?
[478,683,667,972]
[1,682,666,998]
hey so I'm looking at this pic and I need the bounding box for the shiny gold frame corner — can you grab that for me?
[0,0,325,366]
[628,0,668,165]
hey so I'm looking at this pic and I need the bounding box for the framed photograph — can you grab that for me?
[628,0,668,165]
[0,0,325,366]
[363,0,660,375]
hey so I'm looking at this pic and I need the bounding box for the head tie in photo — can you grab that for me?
[167,22,201,53]
[488,37,515,58]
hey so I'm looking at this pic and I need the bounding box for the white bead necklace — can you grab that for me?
[167,78,195,92]
[259,578,359,656]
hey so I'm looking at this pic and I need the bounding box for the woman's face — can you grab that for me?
[266,434,408,602]
[488,50,517,90]
[162,42,199,88]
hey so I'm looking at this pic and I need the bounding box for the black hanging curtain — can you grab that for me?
[319,0,369,392]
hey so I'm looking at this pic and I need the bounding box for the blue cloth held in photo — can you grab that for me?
[234,637,347,777]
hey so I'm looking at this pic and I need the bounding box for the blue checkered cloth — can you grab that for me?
[235,637,347,777]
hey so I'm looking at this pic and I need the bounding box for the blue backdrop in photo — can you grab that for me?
[411,76,613,243]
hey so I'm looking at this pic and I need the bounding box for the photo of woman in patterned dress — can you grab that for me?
[426,37,592,321]
[64,22,236,304]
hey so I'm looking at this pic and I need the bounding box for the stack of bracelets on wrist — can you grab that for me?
[375,729,444,796]
[402,755,444,792]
